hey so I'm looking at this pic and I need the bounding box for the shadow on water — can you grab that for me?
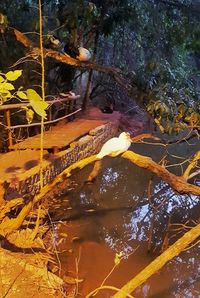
[49,135,200,298]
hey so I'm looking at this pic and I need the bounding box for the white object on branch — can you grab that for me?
[96,132,132,159]
[78,47,91,61]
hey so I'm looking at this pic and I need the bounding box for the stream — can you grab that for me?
[49,132,200,298]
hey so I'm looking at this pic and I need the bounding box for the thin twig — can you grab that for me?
[8,108,82,129]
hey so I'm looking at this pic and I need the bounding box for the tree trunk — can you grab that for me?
[82,30,99,110]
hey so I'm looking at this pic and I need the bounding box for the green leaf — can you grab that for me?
[1,90,11,99]
[0,82,15,91]
[17,91,28,100]
[0,75,5,83]
[154,101,161,112]
[5,70,22,81]
[0,13,8,26]
[26,109,34,124]
[26,89,49,119]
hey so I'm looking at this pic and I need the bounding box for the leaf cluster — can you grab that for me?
[147,99,200,134]
[0,70,49,123]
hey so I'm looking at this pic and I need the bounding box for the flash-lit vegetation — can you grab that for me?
[0,0,200,297]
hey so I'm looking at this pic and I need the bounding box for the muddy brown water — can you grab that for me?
[49,135,200,298]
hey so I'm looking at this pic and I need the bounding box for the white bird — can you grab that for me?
[78,47,91,61]
[96,132,132,159]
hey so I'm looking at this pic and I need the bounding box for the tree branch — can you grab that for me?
[182,150,200,181]
[1,148,200,236]
[12,28,34,48]
[122,151,200,196]
[113,222,200,298]
[9,27,136,96]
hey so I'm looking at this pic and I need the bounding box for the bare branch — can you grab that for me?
[122,151,200,195]
[183,151,200,181]
[12,28,34,48]
[9,27,137,97]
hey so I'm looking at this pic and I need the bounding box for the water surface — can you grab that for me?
[50,137,200,297]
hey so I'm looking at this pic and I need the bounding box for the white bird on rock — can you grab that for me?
[96,132,132,159]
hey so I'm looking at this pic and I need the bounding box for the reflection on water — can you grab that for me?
[50,139,200,297]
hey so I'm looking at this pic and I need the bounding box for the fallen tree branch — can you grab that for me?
[113,222,200,298]
[0,155,97,236]
[0,200,33,236]
[1,149,200,236]
[131,134,161,143]
[122,151,200,195]
[0,198,23,221]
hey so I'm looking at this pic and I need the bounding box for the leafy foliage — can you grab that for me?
[0,70,23,104]
[0,13,8,33]
[1,0,200,133]
[0,70,49,122]
[26,89,49,119]
[146,100,200,134]
[96,0,200,133]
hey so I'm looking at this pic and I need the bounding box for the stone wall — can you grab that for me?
[4,121,119,201]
